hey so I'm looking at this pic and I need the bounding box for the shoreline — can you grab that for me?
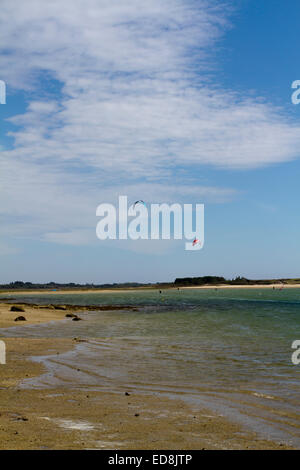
[0,302,68,329]
[0,283,300,297]
[0,297,297,449]
[0,335,293,449]
[0,302,139,329]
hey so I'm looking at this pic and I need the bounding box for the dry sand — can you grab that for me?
[0,302,68,328]
[181,284,299,290]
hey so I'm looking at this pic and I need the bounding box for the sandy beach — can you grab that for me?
[1,283,300,298]
[0,300,295,449]
[0,301,138,328]
[0,338,292,450]
[1,0,299,454]
[0,302,68,328]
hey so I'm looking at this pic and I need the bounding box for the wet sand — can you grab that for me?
[0,304,294,449]
[0,337,293,450]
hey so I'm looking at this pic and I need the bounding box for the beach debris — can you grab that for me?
[125,392,130,396]
[134,413,140,417]
[66,313,82,321]
[72,337,86,342]
[14,316,27,321]
[54,305,66,310]
[8,412,28,421]
[10,306,25,312]
[192,238,200,247]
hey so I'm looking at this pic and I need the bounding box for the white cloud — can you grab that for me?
[0,0,299,249]
[0,155,234,245]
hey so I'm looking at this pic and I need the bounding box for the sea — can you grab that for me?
[1,287,300,446]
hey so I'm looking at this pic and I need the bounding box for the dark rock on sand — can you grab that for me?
[65,313,78,318]
[4,301,139,312]
[10,306,25,312]
[14,316,26,321]
[72,316,82,321]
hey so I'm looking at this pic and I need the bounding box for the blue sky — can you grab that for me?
[0,0,300,283]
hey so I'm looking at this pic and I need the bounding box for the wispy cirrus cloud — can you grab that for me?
[0,0,299,249]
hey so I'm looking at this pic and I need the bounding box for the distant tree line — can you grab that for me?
[174,276,300,286]
[174,276,227,286]
[1,277,300,290]
[0,281,152,290]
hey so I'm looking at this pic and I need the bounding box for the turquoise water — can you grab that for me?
[1,287,300,446]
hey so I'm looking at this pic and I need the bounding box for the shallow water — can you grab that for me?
[1,288,300,446]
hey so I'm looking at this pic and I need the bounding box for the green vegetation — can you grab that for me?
[174,276,226,286]
[174,276,300,286]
